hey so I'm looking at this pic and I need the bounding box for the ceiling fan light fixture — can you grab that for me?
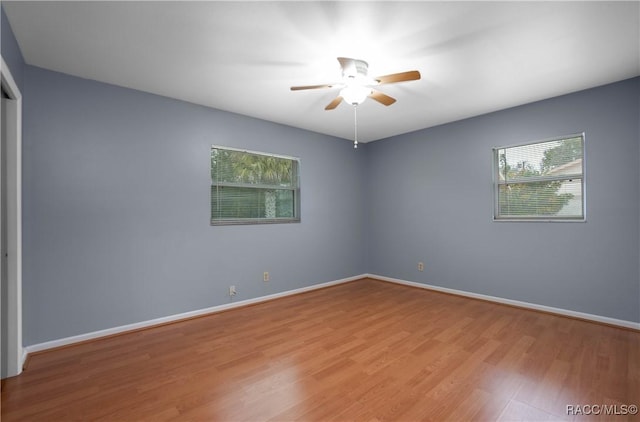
[340,85,372,105]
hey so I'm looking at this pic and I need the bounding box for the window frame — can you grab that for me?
[492,133,586,222]
[210,145,301,226]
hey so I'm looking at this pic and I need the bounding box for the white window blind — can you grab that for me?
[494,134,584,221]
[211,146,300,225]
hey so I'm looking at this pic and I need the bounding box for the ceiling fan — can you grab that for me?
[290,57,421,110]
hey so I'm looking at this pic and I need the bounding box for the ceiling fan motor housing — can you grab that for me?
[343,59,369,79]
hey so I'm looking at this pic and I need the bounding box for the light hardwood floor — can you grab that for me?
[2,278,638,421]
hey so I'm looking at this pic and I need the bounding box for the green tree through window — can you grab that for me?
[211,147,300,225]
[541,136,583,174]
[495,134,584,220]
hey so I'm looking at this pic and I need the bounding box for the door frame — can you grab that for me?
[1,55,23,378]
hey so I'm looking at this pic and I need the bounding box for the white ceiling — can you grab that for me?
[4,1,639,143]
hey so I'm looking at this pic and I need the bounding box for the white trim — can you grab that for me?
[366,274,640,331]
[20,347,27,369]
[23,273,639,356]
[24,274,364,354]
[1,55,23,378]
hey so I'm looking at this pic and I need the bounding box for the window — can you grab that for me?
[493,134,584,221]
[210,146,300,225]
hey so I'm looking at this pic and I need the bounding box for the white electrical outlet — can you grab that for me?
[229,285,237,296]
[263,272,269,282]
[418,262,424,272]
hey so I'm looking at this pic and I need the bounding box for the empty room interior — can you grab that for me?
[1,1,639,421]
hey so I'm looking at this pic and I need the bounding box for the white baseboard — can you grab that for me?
[20,347,27,370]
[366,273,640,331]
[24,274,365,355]
[23,273,639,357]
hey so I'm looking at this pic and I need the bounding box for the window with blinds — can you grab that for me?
[210,146,300,225]
[493,134,584,221]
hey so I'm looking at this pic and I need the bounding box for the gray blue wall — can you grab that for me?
[366,77,640,323]
[3,4,639,347]
[22,66,367,345]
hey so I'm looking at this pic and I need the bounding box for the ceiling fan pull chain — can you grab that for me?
[353,105,358,149]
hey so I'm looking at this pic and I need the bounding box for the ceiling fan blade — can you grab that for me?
[290,83,335,91]
[369,90,396,106]
[324,96,343,110]
[375,70,421,85]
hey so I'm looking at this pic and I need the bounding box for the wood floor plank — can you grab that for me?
[2,278,638,421]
